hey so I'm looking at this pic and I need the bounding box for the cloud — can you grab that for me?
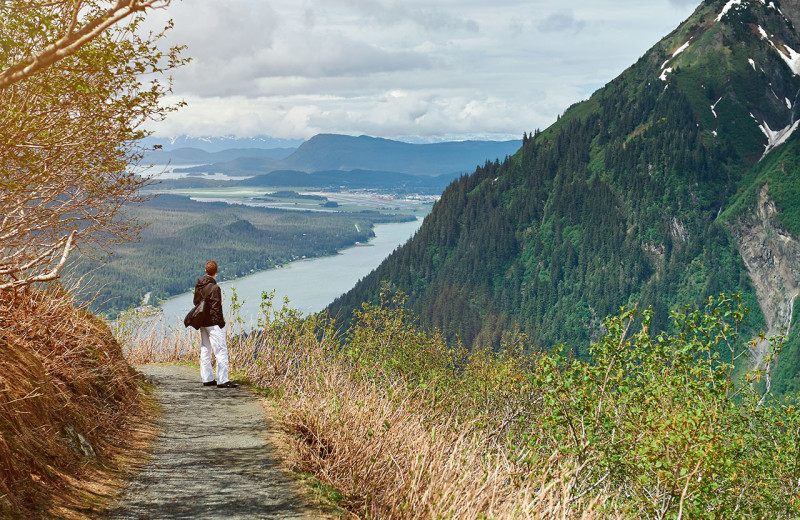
[146,0,700,140]
[250,34,432,78]
[537,11,587,34]
[303,8,316,29]
[164,2,280,60]
[159,4,434,98]
[508,18,526,38]
[335,0,480,33]
[154,85,563,141]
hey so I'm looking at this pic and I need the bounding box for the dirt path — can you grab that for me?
[106,365,325,520]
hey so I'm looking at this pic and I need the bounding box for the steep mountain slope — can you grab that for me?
[727,133,800,394]
[330,0,800,388]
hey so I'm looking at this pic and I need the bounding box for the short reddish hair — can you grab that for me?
[205,260,218,276]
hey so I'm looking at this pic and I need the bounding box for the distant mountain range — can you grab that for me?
[144,147,297,165]
[141,135,304,152]
[144,133,522,178]
[271,134,523,175]
[148,168,456,195]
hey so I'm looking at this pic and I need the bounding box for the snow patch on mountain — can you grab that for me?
[672,41,691,58]
[716,0,743,22]
[756,25,800,76]
[750,112,800,157]
[711,97,723,119]
[749,58,756,70]
[716,0,788,25]
[779,44,800,75]
[658,40,692,79]
[767,1,788,20]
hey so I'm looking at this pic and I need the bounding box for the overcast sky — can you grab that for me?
[145,0,700,142]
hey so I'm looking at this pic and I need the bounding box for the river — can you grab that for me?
[158,218,423,326]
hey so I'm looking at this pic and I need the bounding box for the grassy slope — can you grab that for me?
[0,288,150,518]
[125,290,800,518]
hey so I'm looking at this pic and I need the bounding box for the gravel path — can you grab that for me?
[106,365,324,520]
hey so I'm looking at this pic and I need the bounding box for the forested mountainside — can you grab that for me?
[330,0,800,394]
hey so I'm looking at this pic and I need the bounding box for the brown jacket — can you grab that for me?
[194,275,225,328]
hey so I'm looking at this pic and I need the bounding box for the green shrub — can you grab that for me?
[203,288,800,517]
[341,291,800,517]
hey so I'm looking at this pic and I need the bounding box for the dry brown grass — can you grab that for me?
[121,306,620,520]
[118,320,197,365]
[279,361,611,520]
[0,287,150,518]
[121,293,800,519]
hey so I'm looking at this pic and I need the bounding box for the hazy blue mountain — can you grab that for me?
[174,156,282,175]
[173,134,522,177]
[143,147,296,166]
[279,134,522,175]
[141,135,304,152]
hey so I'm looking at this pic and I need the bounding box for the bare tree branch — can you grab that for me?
[0,0,170,90]
[0,230,76,290]
[0,1,186,291]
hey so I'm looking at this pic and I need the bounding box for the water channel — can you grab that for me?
[158,218,423,326]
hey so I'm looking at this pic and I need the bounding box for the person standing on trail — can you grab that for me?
[195,260,238,388]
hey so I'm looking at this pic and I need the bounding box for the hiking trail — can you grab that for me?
[106,364,327,520]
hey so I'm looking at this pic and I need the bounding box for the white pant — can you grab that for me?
[200,325,229,384]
